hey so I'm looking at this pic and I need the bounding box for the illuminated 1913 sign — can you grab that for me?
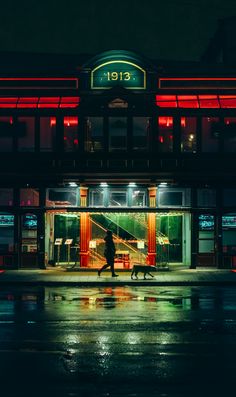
[91,61,146,90]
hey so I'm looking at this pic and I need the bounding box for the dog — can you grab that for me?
[131,264,157,280]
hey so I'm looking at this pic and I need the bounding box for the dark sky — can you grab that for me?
[1,0,236,61]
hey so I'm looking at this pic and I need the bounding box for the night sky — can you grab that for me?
[1,0,236,61]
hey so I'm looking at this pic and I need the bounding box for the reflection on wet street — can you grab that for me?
[0,285,236,396]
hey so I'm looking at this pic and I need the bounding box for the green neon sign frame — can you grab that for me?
[91,60,146,90]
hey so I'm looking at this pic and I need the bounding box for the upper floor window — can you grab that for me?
[0,188,13,206]
[201,117,219,152]
[158,116,173,152]
[109,117,127,151]
[224,118,236,152]
[46,188,79,207]
[64,117,79,152]
[0,117,14,152]
[20,189,39,207]
[181,117,197,153]
[85,117,104,152]
[40,117,56,152]
[132,117,149,151]
[157,187,191,207]
[17,117,35,152]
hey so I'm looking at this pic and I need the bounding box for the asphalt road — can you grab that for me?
[0,285,235,396]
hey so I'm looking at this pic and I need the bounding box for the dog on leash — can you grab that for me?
[131,264,157,280]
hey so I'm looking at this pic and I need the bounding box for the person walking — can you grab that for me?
[98,230,118,277]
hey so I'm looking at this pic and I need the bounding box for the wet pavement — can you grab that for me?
[0,284,236,396]
[1,267,236,286]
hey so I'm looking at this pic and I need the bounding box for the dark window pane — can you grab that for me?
[40,117,56,151]
[202,117,219,152]
[85,117,104,152]
[158,117,173,152]
[133,117,149,151]
[109,117,127,151]
[224,118,236,152]
[0,117,13,152]
[64,117,79,152]
[17,117,35,152]
[181,117,197,152]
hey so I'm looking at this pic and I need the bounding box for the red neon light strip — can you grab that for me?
[156,94,236,108]
[0,96,80,109]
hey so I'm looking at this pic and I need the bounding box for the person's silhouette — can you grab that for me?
[98,230,118,277]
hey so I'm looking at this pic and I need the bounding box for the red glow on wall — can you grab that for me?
[0,96,80,109]
[158,116,173,127]
[64,117,78,126]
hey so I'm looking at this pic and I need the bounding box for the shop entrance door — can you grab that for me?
[20,212,39,268]
[197,214,216,266]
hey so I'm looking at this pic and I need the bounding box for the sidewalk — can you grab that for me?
[0,268,236,286]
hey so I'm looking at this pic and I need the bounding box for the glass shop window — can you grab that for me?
[158,116,173,152]
[201,117,219,152]
[157,188,191,207]
[0,213,14,253]
[224,118,236,152]
[89,188,104,207]
[197,189,216,207]
[109,190,128,207]
[46,188,78,207]
[109,117,127,151]
[181,117,197,152]
[40,117,56,151]
[0,188,13,206]
[17,117,35,152]
[64,117,79,152]
[20,189,39,207]
[131,190,147,207]
[0,117,14,152]
[132,117,149,151]
[85,117,104,152]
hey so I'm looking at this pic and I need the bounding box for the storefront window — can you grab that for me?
[64,117,79,152]
[157,188,191,207]
[0,188,13,206]
[181,117,197,152]
[0,117,13,152]
[17,117,35,152]
[109,117,127,151]
[0,213,14,252]
[40,117,56,151]
[109,190,127,206]
[89,188,104,207]
[224,118,236,152]
[201,117,219,152]
[85,117,104,152]
[45,211,80,265]
[132,117,149,151]
[20,189,39,206]
[156,213,183,263]
[158,116,173,152]
[46,188,79,207]
[131,190,146,207]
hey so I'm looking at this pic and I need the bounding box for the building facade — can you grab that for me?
[0,50,236,271]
